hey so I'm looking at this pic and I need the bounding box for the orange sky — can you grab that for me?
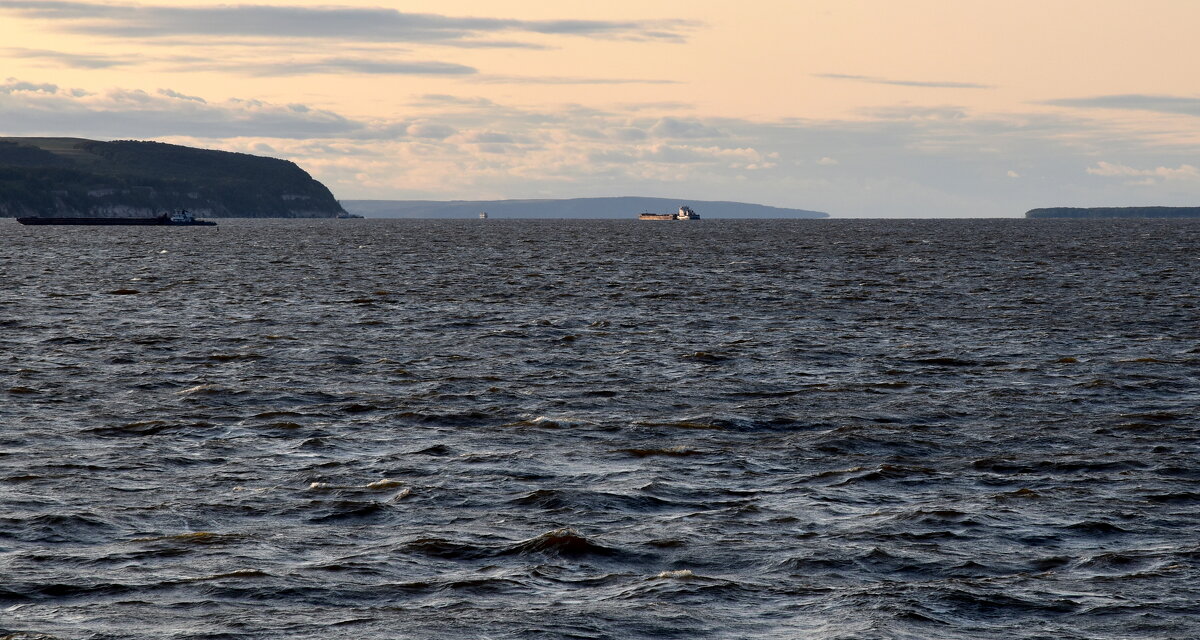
[3,0,1199,216]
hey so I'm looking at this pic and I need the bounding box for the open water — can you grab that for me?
[1,218,1198,639]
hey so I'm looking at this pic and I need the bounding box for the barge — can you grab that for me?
[17,210,217,226]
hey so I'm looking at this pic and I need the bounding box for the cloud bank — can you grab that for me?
[0,2,691,80]
[1043,94,1200,117]
[1088,161,1200,182]
[0,79,360,138]
[0,1,699,45]
[6,76,1200,216]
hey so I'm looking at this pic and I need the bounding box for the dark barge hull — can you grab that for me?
[17,216,216,226]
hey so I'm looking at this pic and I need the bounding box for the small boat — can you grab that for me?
[17,209,216,226]
[479,212,488,219]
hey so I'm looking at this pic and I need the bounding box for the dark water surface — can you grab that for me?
[2,219,1198,639]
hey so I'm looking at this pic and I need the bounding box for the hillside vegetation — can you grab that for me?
[0,137,344,218]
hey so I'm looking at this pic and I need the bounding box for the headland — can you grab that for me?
[0,137,345,218]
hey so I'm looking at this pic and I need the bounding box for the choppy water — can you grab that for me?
[2,218,1199,639]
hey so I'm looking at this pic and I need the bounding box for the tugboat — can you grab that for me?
[638,205,700,220]
[17,209,216,226]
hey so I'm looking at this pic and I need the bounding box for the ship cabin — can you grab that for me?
[168,209,197,223]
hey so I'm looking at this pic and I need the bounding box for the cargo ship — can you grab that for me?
[638,205,699,220]
[17,209,217,226]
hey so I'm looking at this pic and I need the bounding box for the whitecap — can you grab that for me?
[177,383,220,395]
[365,478,403,489]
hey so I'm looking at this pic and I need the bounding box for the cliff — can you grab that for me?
[0,137,345,218]
[1026,207,1200,219]
[341,197,828,219]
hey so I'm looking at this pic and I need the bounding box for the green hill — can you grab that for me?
[0,137,345,218]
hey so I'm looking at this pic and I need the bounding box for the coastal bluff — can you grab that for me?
[0,137,345,218]
[1026,206,1200,219]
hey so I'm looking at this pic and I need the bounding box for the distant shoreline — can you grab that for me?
[1026,206,1200,219]
[340,197,828,219]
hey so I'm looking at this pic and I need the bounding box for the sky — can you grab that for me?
[2,0,1199,217]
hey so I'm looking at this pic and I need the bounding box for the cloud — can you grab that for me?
[1,78,58,94]
[1087,161,1200,180]
[856,106,969,120]
[815,73,993,89]
[476,75,678,85]
[158,88,206,103]
[464,131,516,144]
[0,1,699,45]
[431,40,550,50]
[609,128,648,142]
[405,123,457,139]
[1043,94,1200,117]
[0,80,362,138]
[649,117,723,139]
[202,58,477,77]
[9,49,481,78]
[641,144,770,167]
[619,101,694,111]
[413,95,498,108]
[5,47,134,69]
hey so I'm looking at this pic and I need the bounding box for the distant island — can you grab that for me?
[341,197,828,219]
[1026,207,1200,219]
[0,137,345,218]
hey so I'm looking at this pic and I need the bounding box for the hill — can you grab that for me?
[341,197,828,219]
[0,137,345,218]
[1026,207,1200,219]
